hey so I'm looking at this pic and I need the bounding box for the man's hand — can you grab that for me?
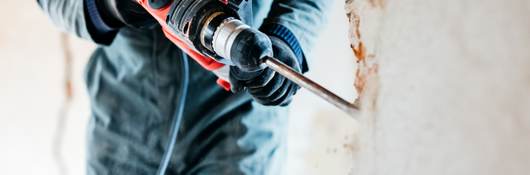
[230,36,302,106]
[93,0,156,28]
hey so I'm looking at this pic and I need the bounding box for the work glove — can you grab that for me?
[230,35,302,106]
[92,0,156,28]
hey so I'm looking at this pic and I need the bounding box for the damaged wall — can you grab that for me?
[346,0,530,174]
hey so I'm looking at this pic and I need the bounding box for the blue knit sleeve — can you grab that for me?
[36,0,118,45]
[261,0,334,71]
[84,0,119,44]
[260,24,308,73]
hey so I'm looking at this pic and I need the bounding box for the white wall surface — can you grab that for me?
[346,0,530,174]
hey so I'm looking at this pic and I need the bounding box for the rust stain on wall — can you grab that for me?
[345,1,385,173]
[346,5,380,110]
[352,41,366,62]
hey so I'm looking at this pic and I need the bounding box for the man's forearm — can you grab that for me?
[37,0,117,44]
[262,0,333,64]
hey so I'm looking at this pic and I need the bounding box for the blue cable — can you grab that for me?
[157,52,189,175]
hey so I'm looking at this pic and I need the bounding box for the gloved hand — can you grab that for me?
[230,36,302,106]
[93,0,156,28]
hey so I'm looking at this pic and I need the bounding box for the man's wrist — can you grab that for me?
[85,0,120,44]
[260,23,308,73]
[85,0,119,33]
[94,0,126,28]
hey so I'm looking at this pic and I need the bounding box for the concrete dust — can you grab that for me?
[300,110,358,175]
[368,0,385,9]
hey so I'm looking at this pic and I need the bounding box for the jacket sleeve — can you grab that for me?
[260,0,333,72]
[37,0,118,45]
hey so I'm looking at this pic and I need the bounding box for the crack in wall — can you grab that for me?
[345,1,385,174]
[346,1,380,110]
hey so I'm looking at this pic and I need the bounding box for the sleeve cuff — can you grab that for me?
[84,0,118,45]
[260,24,309,73]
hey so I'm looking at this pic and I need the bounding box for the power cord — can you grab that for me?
[156,52,189,175]
[52,33,189,175]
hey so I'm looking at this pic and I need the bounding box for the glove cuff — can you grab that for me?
[260,24,308,73]
[85,0,118,32]
[85,0,120,44]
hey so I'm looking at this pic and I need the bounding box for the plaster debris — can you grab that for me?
[345,0,382,110]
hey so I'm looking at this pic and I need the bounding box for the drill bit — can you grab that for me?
[263,56,359,117]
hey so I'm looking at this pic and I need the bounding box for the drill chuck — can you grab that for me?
[208,17,272,71]
[210,18,250,62]
[144,0,268,69]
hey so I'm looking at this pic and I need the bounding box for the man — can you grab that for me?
[38,0,330,174]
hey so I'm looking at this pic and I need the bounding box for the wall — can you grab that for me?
[0,1,93,174]
[346,0,530,174]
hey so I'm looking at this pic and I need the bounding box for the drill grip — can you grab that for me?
[136,0,231,90]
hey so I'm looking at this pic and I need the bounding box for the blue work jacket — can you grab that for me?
[38,0,331,174]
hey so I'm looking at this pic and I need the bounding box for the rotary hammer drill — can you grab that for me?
[136,0,357,115]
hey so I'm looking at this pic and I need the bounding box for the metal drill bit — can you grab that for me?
[263,56,359,117]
